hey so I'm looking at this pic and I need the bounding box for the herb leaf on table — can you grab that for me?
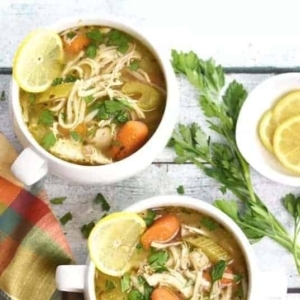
[170,50,300,274]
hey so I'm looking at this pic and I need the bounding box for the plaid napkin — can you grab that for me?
[0,133,73,300]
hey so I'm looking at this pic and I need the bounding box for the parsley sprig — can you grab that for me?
[169,50,300,274]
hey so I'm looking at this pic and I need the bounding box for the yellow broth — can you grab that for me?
[20,25,166,165]
[94,207,248,300]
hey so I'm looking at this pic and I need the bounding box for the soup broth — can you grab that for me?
[95,207,248,300]
[20,25,166,165]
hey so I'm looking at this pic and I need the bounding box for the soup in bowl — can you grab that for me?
[10,17,178,185]
[56,196,286,299]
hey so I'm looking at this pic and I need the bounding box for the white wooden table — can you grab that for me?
[1,0,300,298]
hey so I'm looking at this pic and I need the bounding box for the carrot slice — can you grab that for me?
[140,215,180,250]
[110,120,148,160]
[151,287,179,300]
[65,34,90,54]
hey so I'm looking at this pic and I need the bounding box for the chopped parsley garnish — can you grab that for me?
[136,242,142,249]
[211,260,227,282]
[143,210,156,227]
[105,280,115,291]
[70,131,82,142]
[41,132,56,150]
[80,221,95,239]
[200,217,219,231]
[86,45,97,58]
[66,31,76,39]
[234,273,243,282]
[38,110,54,126]
[52,75,78,86]
[91,99,130,124]
[64,75,78,83]
[0,91,5,101]
[107,29,130,53]
[120,273,131,292]
[176,185,185,195]
[128,289,144,300]
[148,250,169,272]
[52,77,63,86]
[94,193,110,211]
[29,93,35,104]
[137,276,153,300]
[60,212,72,225]
[83,95,94,104]
[86,28,103,43]
[129,60,139,71]
[50,196,67,205]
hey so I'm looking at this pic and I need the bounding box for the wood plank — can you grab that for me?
[2,0,300,68]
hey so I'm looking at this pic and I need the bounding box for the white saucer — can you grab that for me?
[236,72,300,186]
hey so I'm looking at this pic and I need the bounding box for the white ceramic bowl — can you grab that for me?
[236,73,300,186]
[55,195,287,300]
[10,17,179,185]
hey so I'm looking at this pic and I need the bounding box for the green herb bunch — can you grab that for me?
[169,50,300,274]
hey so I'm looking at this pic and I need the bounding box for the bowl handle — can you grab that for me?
[11,148,48,186]
[56,265,86,293]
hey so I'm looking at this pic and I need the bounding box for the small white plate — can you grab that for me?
[236,72,300,186]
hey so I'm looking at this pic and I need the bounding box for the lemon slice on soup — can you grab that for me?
[88,212,146,277]
[13,29,63,93]
[258,110,277,153]
[273,115,300,174]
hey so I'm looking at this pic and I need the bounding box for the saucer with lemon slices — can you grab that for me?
[236,73,300,186]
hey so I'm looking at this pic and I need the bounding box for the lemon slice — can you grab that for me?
[13,29,63,93]
[272,91,300,124]
[88,212,146,276]
[258,110,277,153]
[273,115,300,174]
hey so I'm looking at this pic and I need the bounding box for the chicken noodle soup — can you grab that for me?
[95,207,248,299]
[20,26,166,165]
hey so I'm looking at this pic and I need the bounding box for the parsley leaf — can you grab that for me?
[137,276,153,300]
[128,289,144,300]
[52,77,63,86]
[129,60,139,71]
[200,217,219,231]
[80,221,95,238]
[64,75,78,83]
[50,196,67,205]
[94,193,110,211]
[105,280,115,291]
[83,95,94,104]
[67,31,76,39]
[211,260,226,282]
[86,29,103,43]
[38,110,54,126]
[1,91,5,101]
[148,250,169,272]
[41,132,56,150]
[176,185,185,194]
[169,50,300,275]
[60,212,72,225]
[143,210,156,227]
[234,273,243,282]
[120,273,131,292]
[86,45,97,58]
[70,131,82,142]
[107,29,130,53]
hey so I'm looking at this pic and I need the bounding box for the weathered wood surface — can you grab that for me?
[1,73,300,294]
[2,0,300,297]
[2,0,300,68]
